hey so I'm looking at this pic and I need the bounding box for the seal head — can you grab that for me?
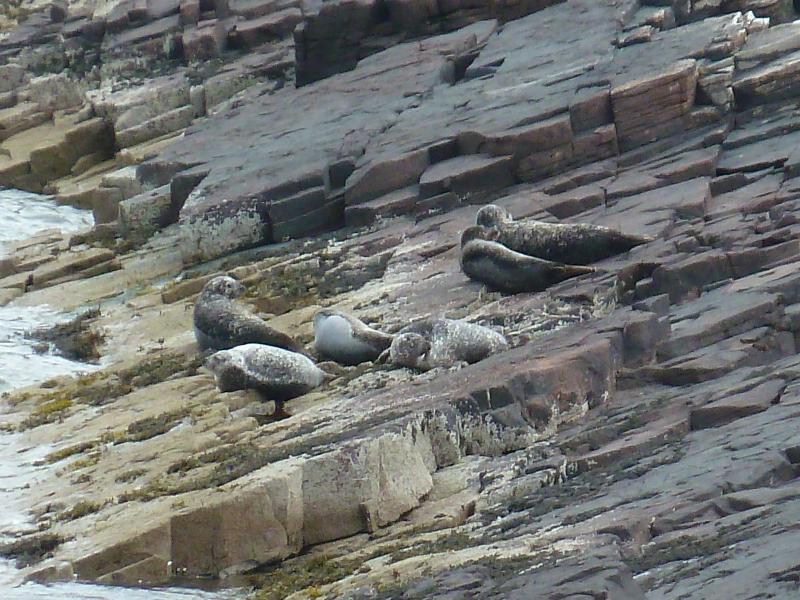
[476,204,513,228]
[388,333,433,370]
[200,275,246,300]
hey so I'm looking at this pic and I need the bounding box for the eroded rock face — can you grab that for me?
[3,0,800,599]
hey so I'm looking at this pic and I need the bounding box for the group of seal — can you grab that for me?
[198,206,650,407]
[196,276,326,412]
[460,205,651,293]
[198,278,508,408]
[314,310,507,371]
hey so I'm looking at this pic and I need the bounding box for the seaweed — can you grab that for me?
[28,309,105,363]
[0,532,65,567]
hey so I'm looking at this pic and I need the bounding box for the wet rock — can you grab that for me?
[182,20,228,60]
[27,308,105,362]
[115,104,195,148]
[0,64,26,94]
[418,154,515,199]
[346,149,430,206]
[231,8,302,48]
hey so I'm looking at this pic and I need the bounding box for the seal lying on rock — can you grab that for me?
[460,229,594,293]
[205,344,328,403]
[475,204,652,265]
[313,309,394,365]
[385,318,508,370]
[194,276,306,354]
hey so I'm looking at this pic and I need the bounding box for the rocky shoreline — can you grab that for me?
[2,0,800,598]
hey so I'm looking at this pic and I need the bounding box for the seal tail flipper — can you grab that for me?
[244,320,310,356]
[375,348,390,364]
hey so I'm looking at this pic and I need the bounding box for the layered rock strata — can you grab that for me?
[2,1,800,599]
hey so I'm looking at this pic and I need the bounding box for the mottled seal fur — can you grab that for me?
[313,309,394,365]
[460,231,594,293]
[194,276,306,354]
[475,204,652,265]
[205,343,327,401]
[387,318,508,370]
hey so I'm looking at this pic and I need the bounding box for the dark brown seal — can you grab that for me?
[460,230,594,293]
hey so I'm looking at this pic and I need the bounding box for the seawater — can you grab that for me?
[0,305,104,392]
[0,189,245,599]
[0,188,93,254]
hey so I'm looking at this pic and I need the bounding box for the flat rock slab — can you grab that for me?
[418,154,515,199]
[717,129,800,174]
[690,378,785,430]
[658,289,782,360]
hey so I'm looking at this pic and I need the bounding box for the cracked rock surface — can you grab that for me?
[2,1,800,599]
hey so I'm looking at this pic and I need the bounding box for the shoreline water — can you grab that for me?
[0,188,103,392]
[0,189,246,599]
[0,189,93,255]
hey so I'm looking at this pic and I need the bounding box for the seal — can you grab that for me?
[205,343,328,403]
[386,318,508,370]
[475,204,652,265]
[193,275,306,354]
[460,230,594,293]
[313,309,394,365]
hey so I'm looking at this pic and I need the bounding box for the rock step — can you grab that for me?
[115,105,195,149]
[344,185,420,226]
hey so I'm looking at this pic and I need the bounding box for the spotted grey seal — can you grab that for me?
[475,204,652,265]
[460,231,594,293]
[205,344,328,403]
[386,318,508,370]
[194,275,306,354]
[313,309,394,365]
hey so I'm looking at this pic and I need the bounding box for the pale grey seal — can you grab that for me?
[193,275,306,354]
[386,318,508,370]
[475,204,652,265]
[205,343,327,402]
[460,230,594,293]
[313,309,394,365]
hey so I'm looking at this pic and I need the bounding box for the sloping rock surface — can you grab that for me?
[3,1,800,599]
